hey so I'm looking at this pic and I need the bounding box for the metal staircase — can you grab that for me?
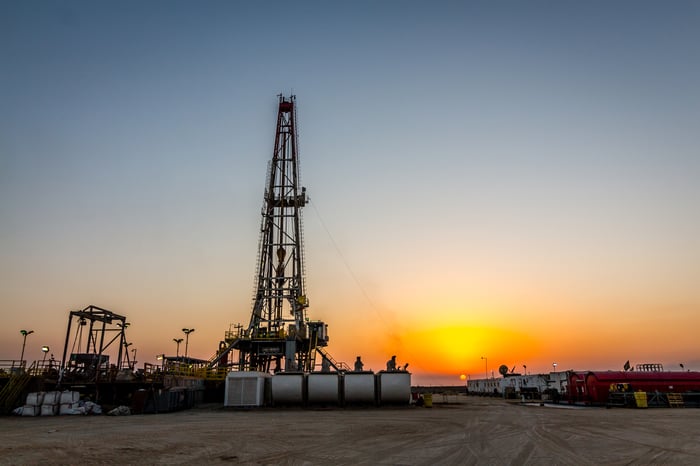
[316,347,350,372]
[206,338,241,370]
[0,361,36,413]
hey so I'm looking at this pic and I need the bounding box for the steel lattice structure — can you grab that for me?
[224,95,328,374]
[249,94,308,336]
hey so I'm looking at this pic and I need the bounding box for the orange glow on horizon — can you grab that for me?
[377,324,543,377]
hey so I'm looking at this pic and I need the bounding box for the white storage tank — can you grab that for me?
[307,373,340,405]
[271,372,305,405]
[378,371,411,404]
[343,372,376,404]
[224,371,270,407]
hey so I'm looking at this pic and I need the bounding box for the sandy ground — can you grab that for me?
[2,396,700,465]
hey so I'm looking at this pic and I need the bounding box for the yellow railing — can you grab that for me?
[0,359,60,378]
[149,362,229,381]
[0,360,24,378]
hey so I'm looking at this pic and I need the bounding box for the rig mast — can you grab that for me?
[230,95,328,373]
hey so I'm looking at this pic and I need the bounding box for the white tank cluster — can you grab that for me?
[15,390,101,416]
[224,371,411,407]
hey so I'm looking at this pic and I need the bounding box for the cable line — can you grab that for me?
[308,198,390,329]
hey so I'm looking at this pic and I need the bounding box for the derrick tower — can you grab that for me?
[232,95,328,373]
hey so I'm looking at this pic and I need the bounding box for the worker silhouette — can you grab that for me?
[386,355,397,371]
[354,356,364,372]
[321,357,331,372]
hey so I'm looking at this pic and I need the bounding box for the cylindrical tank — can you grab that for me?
[307,373,340,404]
[565,371,587,403]
[377,371,411,404]
[343,372,376,404]
[271,372,305,404]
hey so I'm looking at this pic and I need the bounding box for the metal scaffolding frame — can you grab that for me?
[60,305,130,383]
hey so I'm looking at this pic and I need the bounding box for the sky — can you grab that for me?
[1,1,699,385]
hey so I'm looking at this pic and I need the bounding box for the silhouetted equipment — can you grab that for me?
[60,305,130,383]
[499,365,509,376]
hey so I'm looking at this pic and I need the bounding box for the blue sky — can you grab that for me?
[1,1,699,382]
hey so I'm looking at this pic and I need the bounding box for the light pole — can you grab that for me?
[173,338,183,359]
[19,329,34,369]
[41,346,50,366]
[523,364,527,375]
[182,328,195,359]
[481,356,488,379]
[552,362,561,397]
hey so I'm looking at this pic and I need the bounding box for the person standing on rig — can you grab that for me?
[354,356,364,371]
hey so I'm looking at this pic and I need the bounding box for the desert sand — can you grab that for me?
[2,396,700,465]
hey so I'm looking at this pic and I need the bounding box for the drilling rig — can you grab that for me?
[212,95,332,374]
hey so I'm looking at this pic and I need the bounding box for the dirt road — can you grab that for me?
[2,396,699,465]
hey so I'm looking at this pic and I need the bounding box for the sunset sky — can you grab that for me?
[2,1,699,385]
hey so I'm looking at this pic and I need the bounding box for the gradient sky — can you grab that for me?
[2,1,699,385]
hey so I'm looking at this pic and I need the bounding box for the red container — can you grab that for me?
[570,370,700,405]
